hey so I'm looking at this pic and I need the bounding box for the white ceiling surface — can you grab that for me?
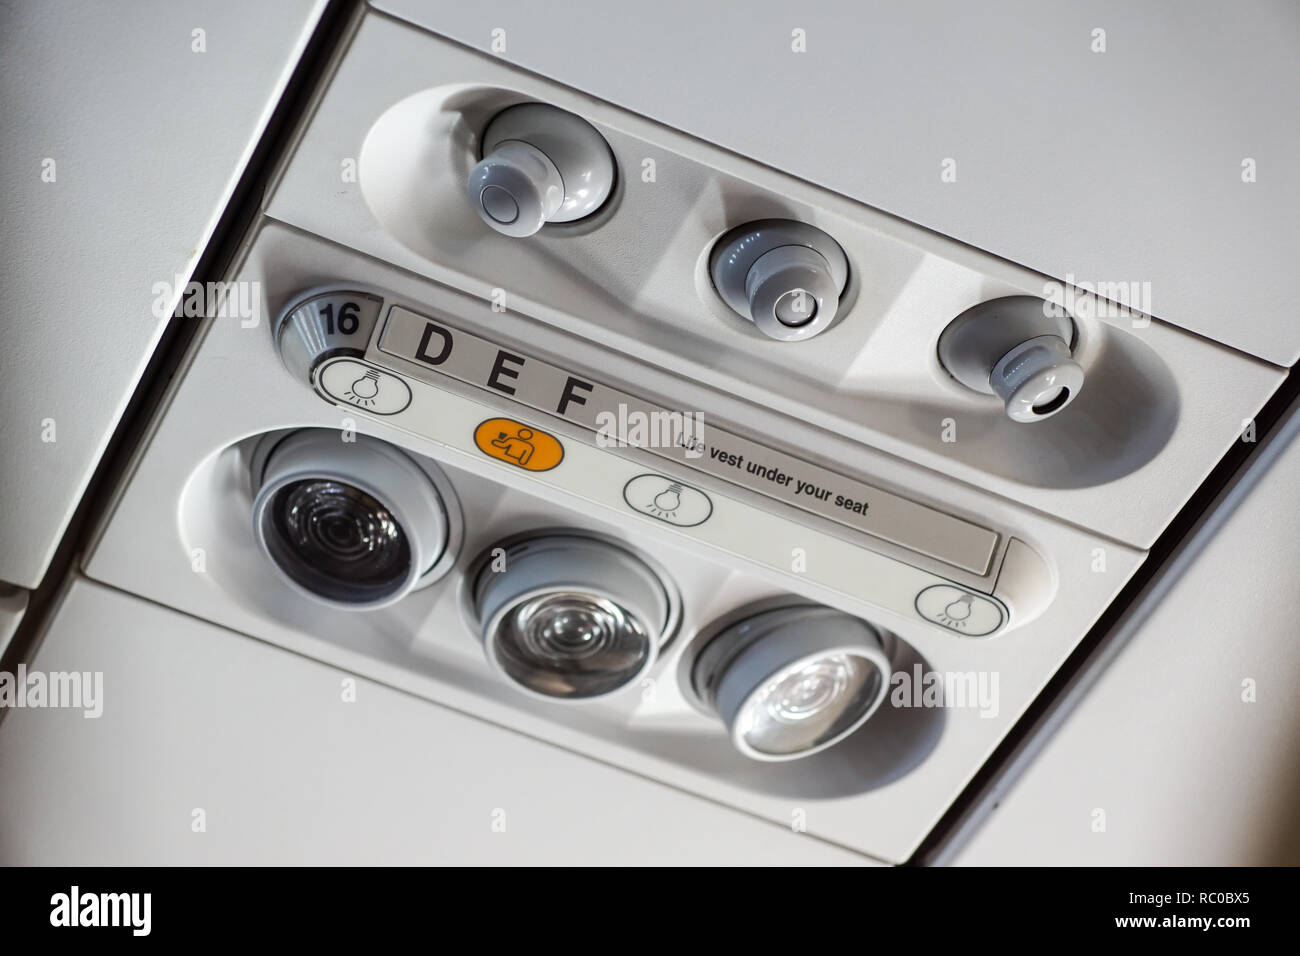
[0,578,871,866]
[0,0,325,589]
[955,408,1300,865]
[0,585,27,660]
[375,0,1300,367]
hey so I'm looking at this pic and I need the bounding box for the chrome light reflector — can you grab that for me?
[691,606,890,761]
[471,534,677,701]
[251,429,458,609]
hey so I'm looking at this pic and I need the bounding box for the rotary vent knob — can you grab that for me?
[937,295,1085,423]
[709,220,850,341]
[467,103,616,238]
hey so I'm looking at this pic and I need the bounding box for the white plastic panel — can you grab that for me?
[83,223,1148,862]
[0,0,325,588]
[375,0,1300,366]
[370,307,1003,577]
[955,405,1300,866]
[317,352,1013,631]
[0,578,870,865]
[264,13,1283,551]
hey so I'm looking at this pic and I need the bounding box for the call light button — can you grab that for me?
[473,418,564,471]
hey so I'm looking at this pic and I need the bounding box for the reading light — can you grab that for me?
[250,429,460,609]
[689,605,891,761]
[469,533,678,701]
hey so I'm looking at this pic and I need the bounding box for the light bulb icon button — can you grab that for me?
[314,358,412,416]
[943,594,973,622]
[346,370,381,406]
[652,483,683,514]
[914,585,1006,637]
[623,474,713,527]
